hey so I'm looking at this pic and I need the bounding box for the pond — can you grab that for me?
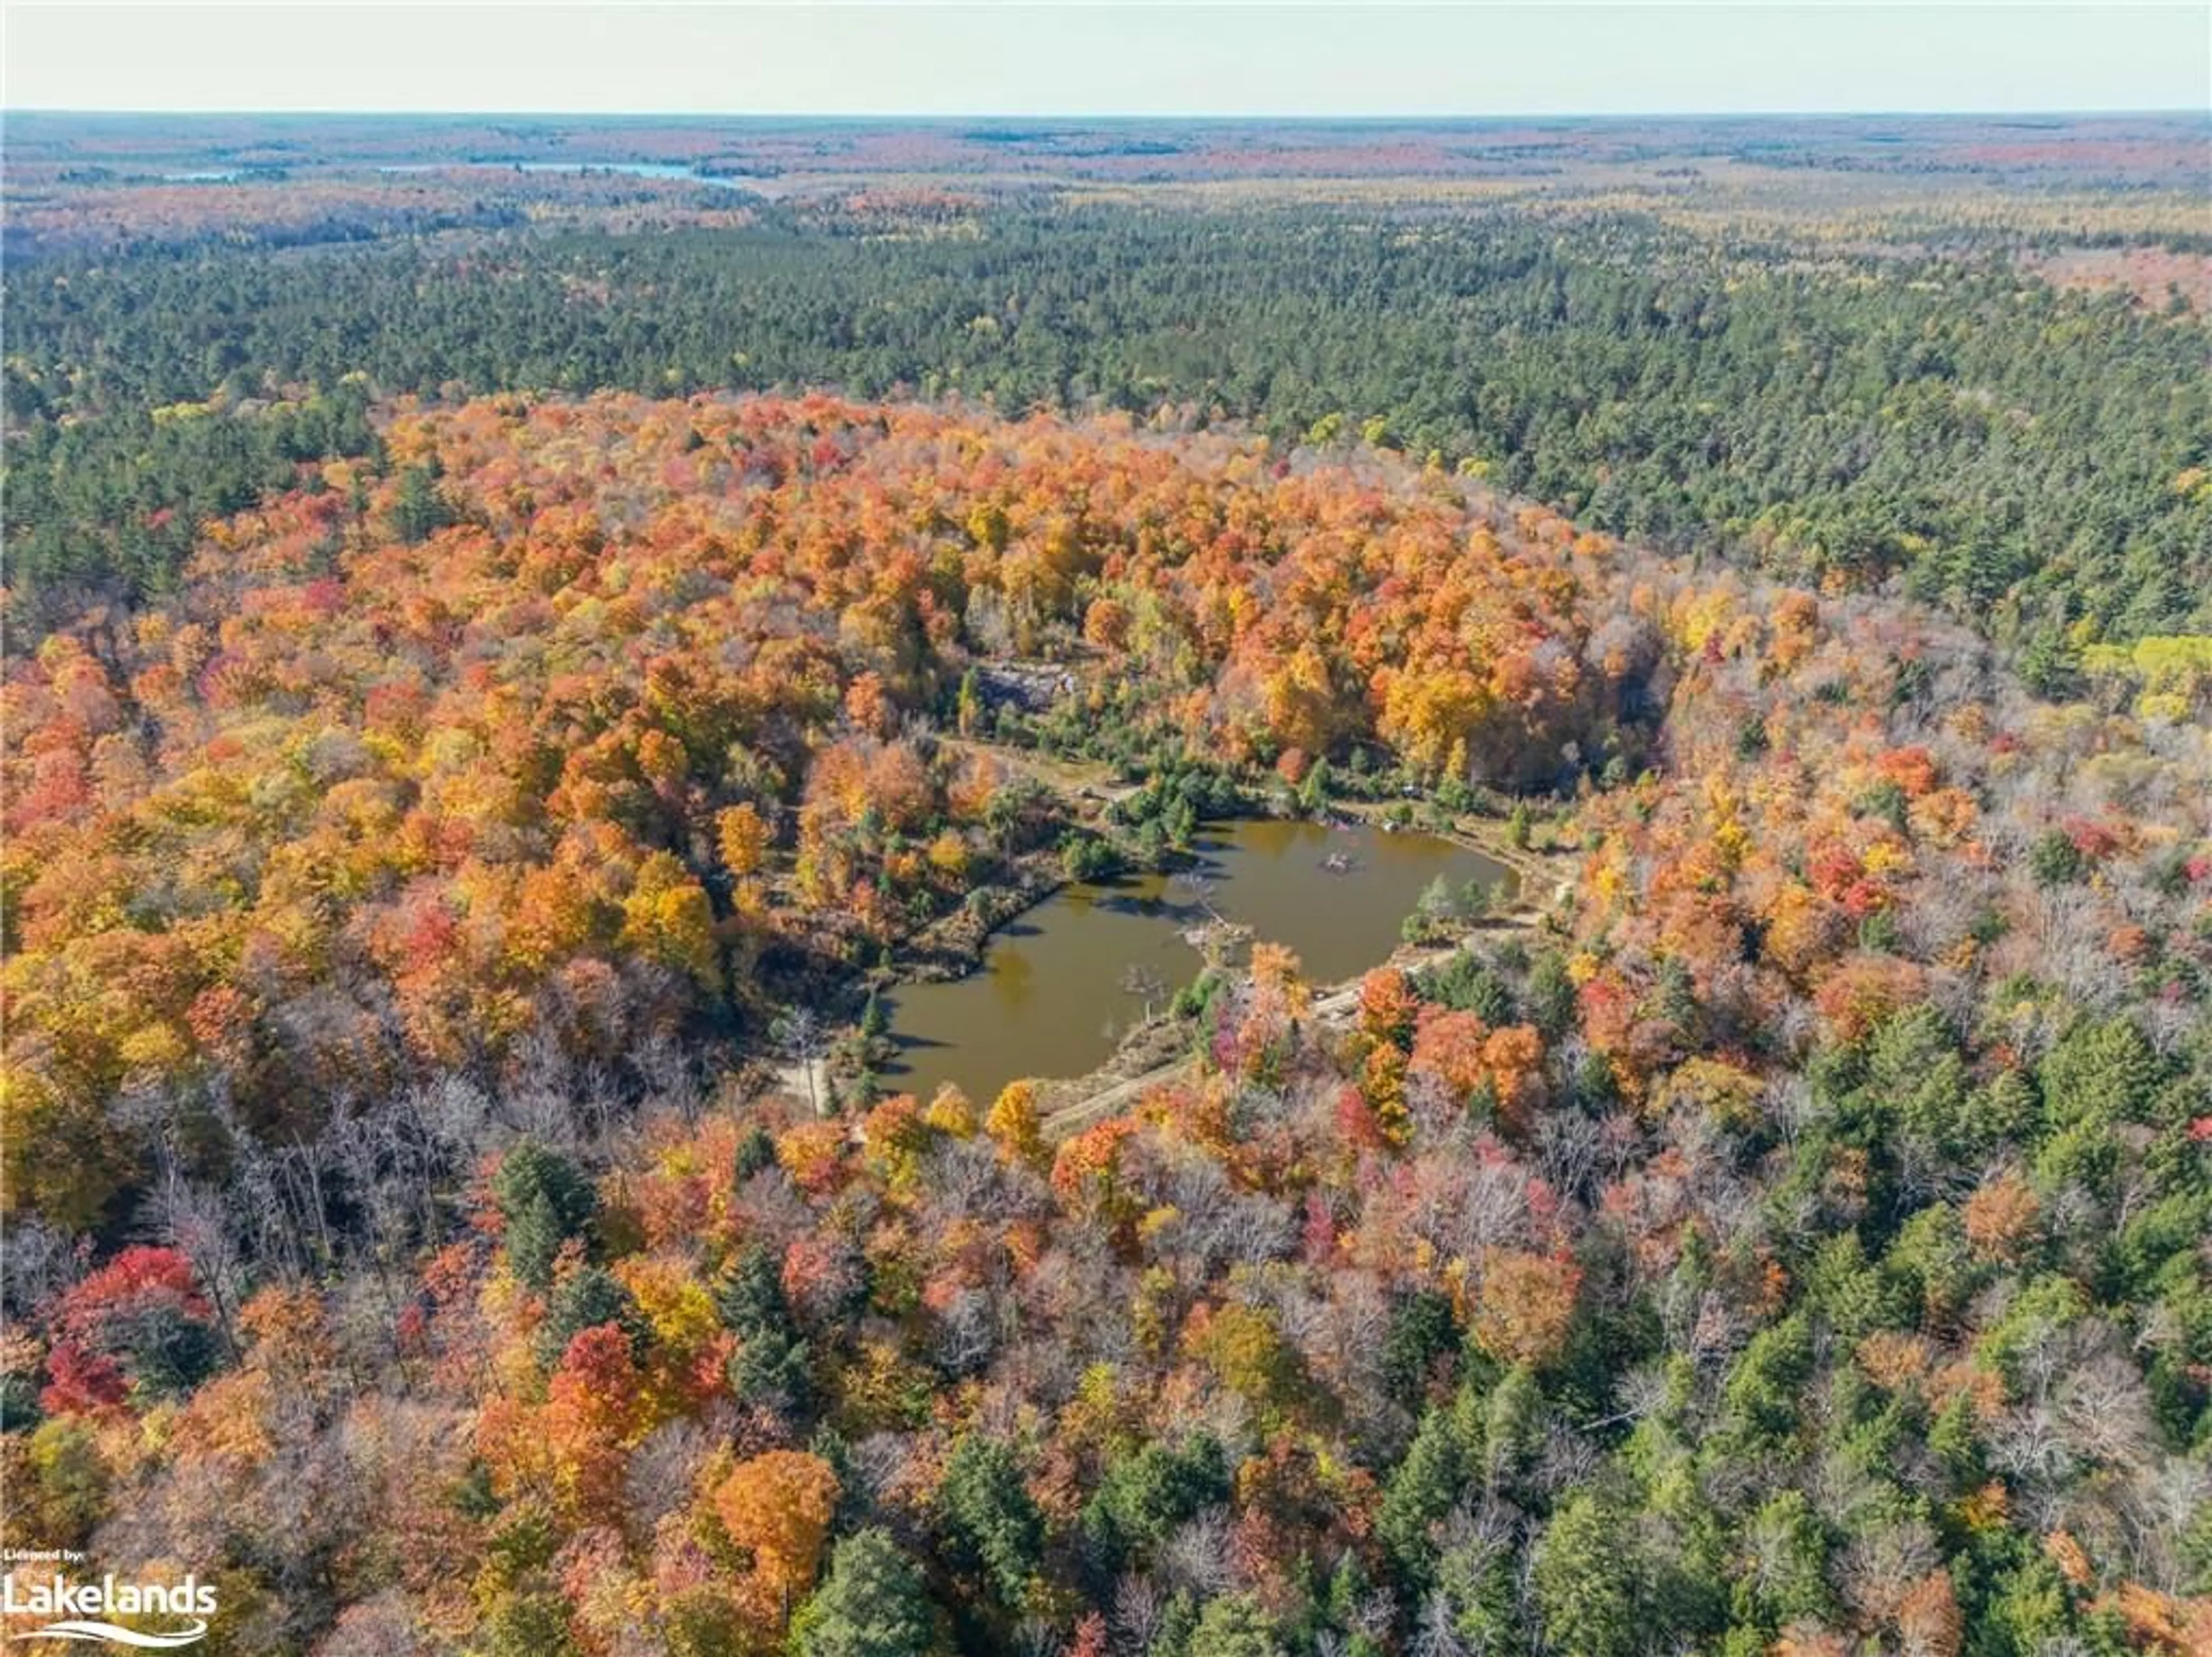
[881,818,1510,1106]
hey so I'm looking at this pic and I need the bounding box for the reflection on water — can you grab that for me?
[990,947,1036,1013]
[882,818,1509,1106]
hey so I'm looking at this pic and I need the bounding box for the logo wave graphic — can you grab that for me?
[12,1620,209,1648]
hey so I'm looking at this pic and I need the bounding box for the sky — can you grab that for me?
[3,2,2207,118]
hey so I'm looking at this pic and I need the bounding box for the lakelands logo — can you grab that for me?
[2,1553,214,1648]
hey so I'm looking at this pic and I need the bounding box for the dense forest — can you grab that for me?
[5,109,2211,1657]
[4,396,2208,1656]
[7,202,2208,655]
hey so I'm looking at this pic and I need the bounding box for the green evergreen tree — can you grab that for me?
[1534,1493,1645,1657]
[2041,1016,2164,1129]
[493,1141,596,1292]
[791,1529,943,1657]
[388,460,455,544]
[1378,1404,1466,1582]
[1185,1594,1284,1657]
[939,1435,1043,1609]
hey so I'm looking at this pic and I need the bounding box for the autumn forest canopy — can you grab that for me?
[1,113,2209,1657]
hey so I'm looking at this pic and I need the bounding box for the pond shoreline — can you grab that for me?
[872,805,1524,1108]
[747,737,1573,1113]
[1037,901,1553,1140]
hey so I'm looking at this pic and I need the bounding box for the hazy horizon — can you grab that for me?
[7,106,2207,120]
[5,3,2207,119]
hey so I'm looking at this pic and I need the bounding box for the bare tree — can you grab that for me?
[147,1161,246,1360]
[1411,1591,1471,1657]
[1166,869,1224,923]
[0,1217,74,1321]
[632,1028,700,1121]
[625,1417,723,1528]
[1159,1508,1238,1598]
[771,1005,831,1117]
[937,1286,998,1376]
[1111,1575,1164,1654]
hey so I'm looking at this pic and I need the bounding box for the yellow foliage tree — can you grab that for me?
[619,852,724,993]
[986,1079,1046,1168]
[715,802,771,879]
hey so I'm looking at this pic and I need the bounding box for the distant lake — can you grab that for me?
[375,161,762,192]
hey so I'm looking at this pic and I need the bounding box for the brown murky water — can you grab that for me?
[881,818,1510,1105]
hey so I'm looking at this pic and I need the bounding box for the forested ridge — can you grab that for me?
[7,204,2207,651]
[3,397,2208,1657]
